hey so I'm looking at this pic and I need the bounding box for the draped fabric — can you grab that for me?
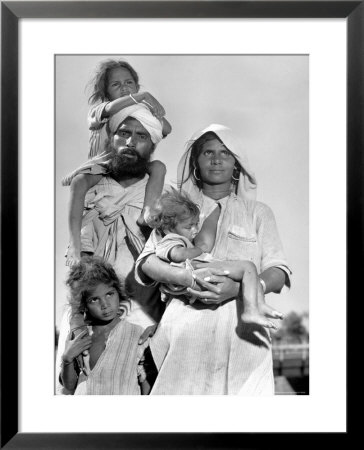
[80,175,147,262]
[78,175,164,327]
[137,125,292,395]
[148,194,292,395]
[177,124,257,209]
[74,319,147,395]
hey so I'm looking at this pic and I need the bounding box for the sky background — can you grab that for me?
[55,54,308,329]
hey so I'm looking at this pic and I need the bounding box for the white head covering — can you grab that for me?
[109,104,163,144]
[177,124,257,204]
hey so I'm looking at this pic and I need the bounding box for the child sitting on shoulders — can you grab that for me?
[141,188,283,329]
[60,256,157,395]
[63,59,172,266]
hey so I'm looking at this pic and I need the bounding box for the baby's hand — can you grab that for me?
[66,246,81,267]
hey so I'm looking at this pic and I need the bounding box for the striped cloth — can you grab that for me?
[74,319,147,395]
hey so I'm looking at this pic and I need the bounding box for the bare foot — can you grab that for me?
[241,304,284,329]
[259,303,284,320]
[241,311,278,329]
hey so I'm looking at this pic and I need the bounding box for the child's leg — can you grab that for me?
[240,268,278,329]
[137,161,166,226]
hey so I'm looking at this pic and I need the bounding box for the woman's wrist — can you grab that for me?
[181,269,195,288]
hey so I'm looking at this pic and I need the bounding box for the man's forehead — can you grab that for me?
[117,117,149,134]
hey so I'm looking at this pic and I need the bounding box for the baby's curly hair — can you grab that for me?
[66,256,129,320]
[151,188,200,233]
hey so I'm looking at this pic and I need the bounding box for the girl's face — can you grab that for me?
[106,67,138,101]
[197,138,236,186]
[172,214,199,241]
[85,283,120,322]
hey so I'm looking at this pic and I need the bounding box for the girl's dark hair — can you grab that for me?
[181,131,242,193]
[88,59,139,105]
[151,188,200,232]
[66,256,129,320]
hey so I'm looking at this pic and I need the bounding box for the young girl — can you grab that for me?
[60,256,157,395]
[63,59,172,265]
[142,188,282,329]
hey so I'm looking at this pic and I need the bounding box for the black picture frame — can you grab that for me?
[1,1,359,448]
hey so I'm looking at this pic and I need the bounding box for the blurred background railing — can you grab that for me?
[271,310,309,395]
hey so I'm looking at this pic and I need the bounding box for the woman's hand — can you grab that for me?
[192,266,229,284]
[187,272,240,305]
[62,329,92,364]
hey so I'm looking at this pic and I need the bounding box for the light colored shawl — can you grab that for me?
[177,123,257,208]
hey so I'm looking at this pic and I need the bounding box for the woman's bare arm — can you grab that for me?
[259,267,286,294]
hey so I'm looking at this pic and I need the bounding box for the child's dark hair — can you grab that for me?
[151,188,200,232]
[88,59,140,105]
[66,256,129,320]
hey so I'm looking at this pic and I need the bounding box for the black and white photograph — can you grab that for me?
[1,0,354,443]
[55,54,309,396]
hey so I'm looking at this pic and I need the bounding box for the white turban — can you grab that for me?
[109,104,163,144]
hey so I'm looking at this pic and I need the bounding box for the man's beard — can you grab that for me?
[108,149,150,180]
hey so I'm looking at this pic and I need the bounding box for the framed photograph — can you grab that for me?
[1,0,358,447]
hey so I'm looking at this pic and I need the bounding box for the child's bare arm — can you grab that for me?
[138,160,166,226]
[103,91,165,119]
[102,95,138,118]
[169,245,203,263]
[60,330,92,392]
[193,206,220,253]
[67,173,102,266]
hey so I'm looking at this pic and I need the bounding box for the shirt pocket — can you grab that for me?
[226,227,259,263]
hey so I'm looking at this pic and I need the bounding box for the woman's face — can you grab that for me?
[85,283,120,322]
[197,138,236,186]
[106,67,138,101]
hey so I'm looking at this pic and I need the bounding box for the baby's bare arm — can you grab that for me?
[169,245,203,263]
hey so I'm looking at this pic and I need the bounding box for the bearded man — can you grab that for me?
[56,105,165,394]
[68,105,165,327]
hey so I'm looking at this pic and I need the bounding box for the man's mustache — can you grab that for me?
[115,147,138,157]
